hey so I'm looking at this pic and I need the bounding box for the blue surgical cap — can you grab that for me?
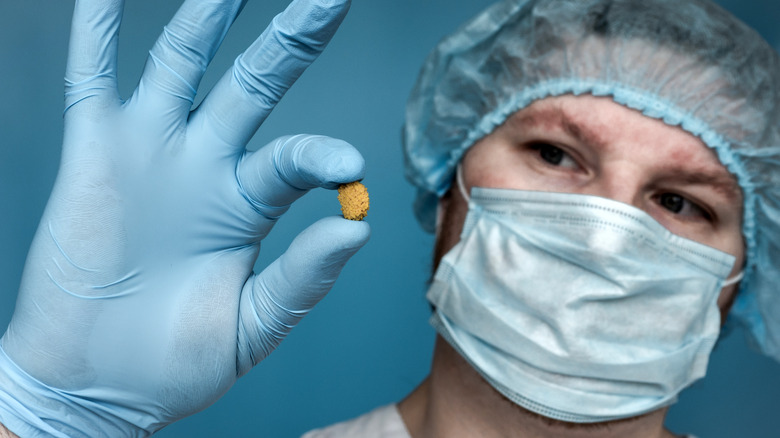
[403,0,780,362]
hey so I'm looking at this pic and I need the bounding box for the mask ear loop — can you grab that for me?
[456,164,471,203]
[722,270,744,288]
[436,165,471,235]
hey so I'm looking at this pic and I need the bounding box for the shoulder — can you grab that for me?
[301,404,411,438]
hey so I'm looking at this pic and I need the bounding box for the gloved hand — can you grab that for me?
[0,0,368,436]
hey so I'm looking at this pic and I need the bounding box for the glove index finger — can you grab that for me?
[237,134,365,219]
[65,0,123,113]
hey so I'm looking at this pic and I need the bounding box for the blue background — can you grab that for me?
[1,1,778,437]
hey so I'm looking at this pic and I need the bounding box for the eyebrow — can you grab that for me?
[509,105,743,202]
[656,168,742,202]
[509,106,609,150]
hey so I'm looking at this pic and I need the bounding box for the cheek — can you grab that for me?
[470,172,529,191]
[464,147,542,192]
[712,225,745,272]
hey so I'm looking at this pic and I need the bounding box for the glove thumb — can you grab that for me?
[236,216,369,376]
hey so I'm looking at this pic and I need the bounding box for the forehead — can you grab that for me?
[490,94,741,199]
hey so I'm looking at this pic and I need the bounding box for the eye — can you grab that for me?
[530,143,578,168]
[657,192,712,221]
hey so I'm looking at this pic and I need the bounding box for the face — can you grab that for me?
[435,94,745,319]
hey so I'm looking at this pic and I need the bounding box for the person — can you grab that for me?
[0,1,777,438]
[302,0,780,437]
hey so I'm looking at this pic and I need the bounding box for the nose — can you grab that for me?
[583,161,644,208]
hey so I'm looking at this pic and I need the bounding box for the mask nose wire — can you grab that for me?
[456,164,470,203]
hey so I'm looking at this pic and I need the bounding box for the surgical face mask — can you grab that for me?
[427,178,742,423]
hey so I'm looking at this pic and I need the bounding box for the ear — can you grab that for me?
[435,196,448,238]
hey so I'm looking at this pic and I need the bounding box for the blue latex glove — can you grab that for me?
[0,0,368,436]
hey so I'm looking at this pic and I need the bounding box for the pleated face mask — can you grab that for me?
[427,184,742,423]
